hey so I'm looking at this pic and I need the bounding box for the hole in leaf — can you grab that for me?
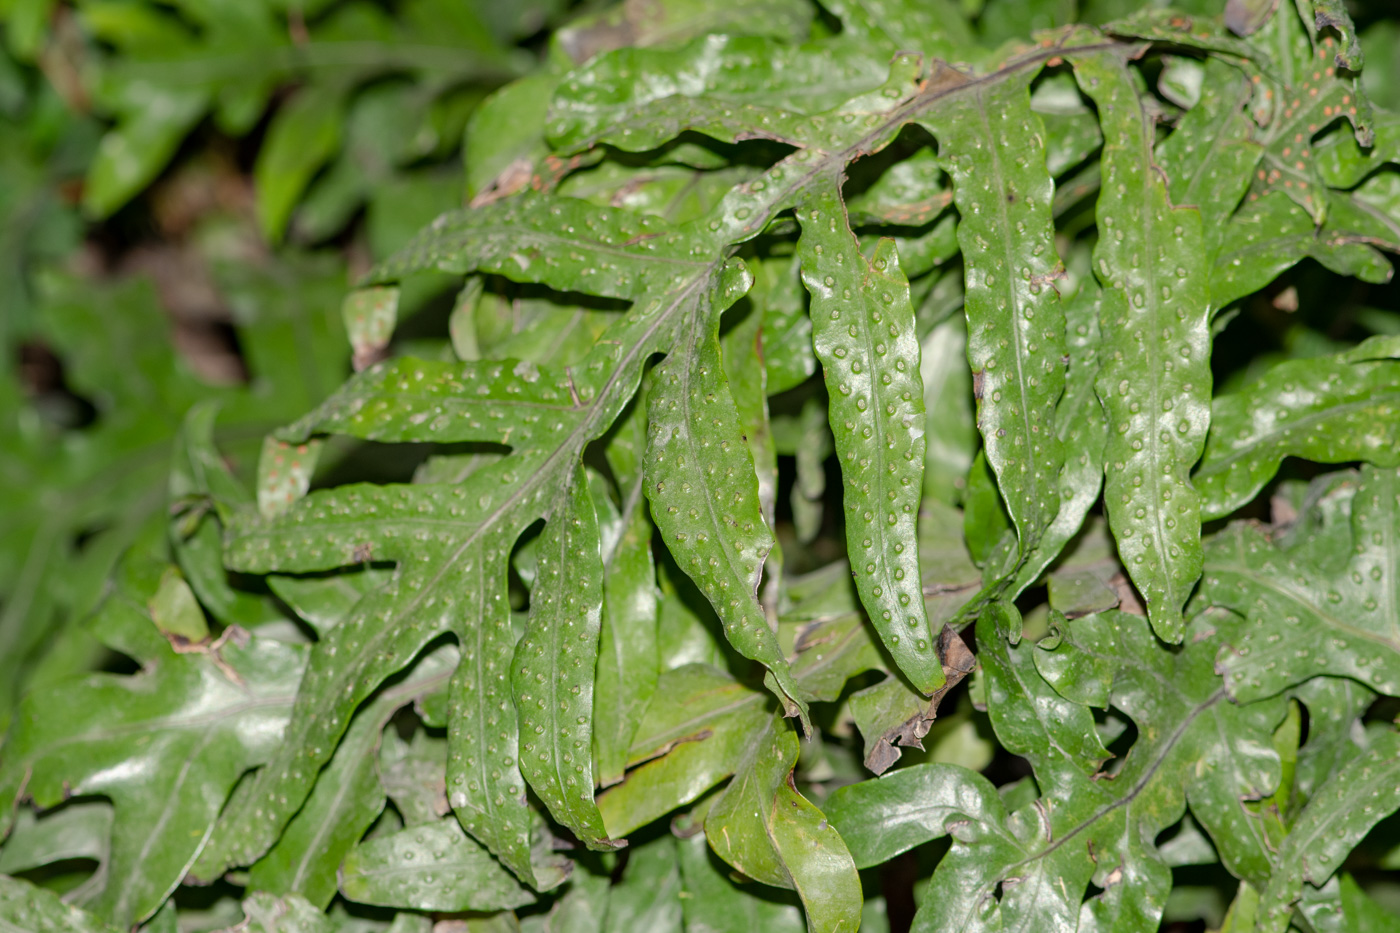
[17,341,97,429]
[1099,710,1137,778]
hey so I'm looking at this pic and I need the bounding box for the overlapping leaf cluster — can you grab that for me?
[6,0,1400,930]
[2,0,562,242]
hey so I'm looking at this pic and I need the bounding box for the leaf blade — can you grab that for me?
[1072,48,1212,641]
[512,465,619,849]
[797,190,939,693]
[918,66,1068,566]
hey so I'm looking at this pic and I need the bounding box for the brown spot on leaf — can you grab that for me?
[863,626,977,774]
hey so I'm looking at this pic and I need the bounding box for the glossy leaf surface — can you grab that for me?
[6,3,1400,932]
[1072,48,1212,641]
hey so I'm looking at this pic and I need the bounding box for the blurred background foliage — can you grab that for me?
[3,0,1400,930]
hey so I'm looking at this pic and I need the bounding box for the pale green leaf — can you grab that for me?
[704,714,862,933]
[675,827,805,933]
[0,876,120,933]
[338,816,536,912]
[255,85,345,243]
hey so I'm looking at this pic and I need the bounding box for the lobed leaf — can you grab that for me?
[1248,5,1373,224]
[15,10,1400,931]
[1203,465,1400,702]
[548,34,890,152]
[824,762,1003,868]
[1195,337,1400,520]
[1155,57,1262,261]
[907,606,1283,930]
[1211,191,1392,311]
[0,560,305,929]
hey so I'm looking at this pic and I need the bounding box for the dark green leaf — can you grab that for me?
[1195,337,1400,520]
[1255,731,1400,933]
[909,607,1282,930]
[594,406,659,789]
[602,834,682,932]
[798,193,938,693]
[247,646,458,908]
[919,66,1067,568]
[512,465,618,848]
[825,762,1003,868]
[1203,465,1400,702]
[0,559,306,928]
[919,315,977,506]
[644,261,809,724]
[1072,47,1212,641]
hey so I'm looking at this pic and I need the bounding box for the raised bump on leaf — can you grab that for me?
[1071,49,1211,642]
[918,66,1067,567]
[797,185,939,693]
[511,465,621,850]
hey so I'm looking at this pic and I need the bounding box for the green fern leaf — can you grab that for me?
[1255,730,1400,933]
[1072,47,1212,641]
[831,605,1284,931]
[0,559,307,928]
[1203,465,1400,702]
[1195,337,1400,520]
[918,67,1067,576]
[798,192,938,691]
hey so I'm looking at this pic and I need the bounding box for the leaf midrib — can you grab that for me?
[220,31,1127,867]
[967,688,1225,925]
[975,84,1052,550]
[1197,386,1400,483]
